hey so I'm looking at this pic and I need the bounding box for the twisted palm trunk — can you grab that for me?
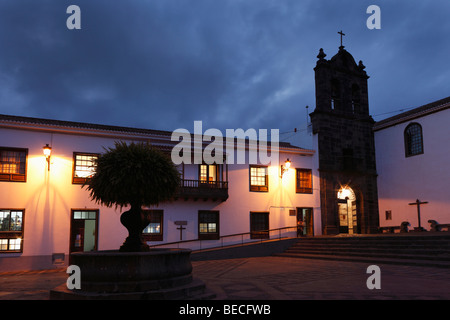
[120,203,150,252]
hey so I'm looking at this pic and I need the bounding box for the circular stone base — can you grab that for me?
[69,249,193,293]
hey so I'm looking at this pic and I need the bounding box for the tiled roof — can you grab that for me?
[0,113,309,152]
[0,113,172,137]
[374,96,450,130]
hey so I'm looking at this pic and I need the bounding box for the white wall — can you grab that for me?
[0,128,127,259]
[375,108,450,230]
[0,126,320,271]
[146,149,321,247]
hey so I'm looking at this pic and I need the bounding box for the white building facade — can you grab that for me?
[374,97,450,231]
[0,115,321,272]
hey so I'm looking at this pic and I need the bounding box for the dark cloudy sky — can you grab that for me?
[0,1,449,147]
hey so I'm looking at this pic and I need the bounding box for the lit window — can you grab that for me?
[250,165,268,192]
[73,210,96,220]
[73,152,99,184]
[296,169,313,194]
[198,211,219,240]
[199,164,218,182]
[142,210,163,241]
[404,123,423,157]
[0,148,27,182]
[0,209,24,253]
[9,239,21,251]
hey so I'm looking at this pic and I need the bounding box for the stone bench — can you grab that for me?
[428,220,450,232]
[379,221,410,233]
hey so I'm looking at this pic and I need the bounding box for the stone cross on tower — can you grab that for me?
[338,30,345,48]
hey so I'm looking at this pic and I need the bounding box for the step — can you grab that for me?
[274,252,450,269]
[290,235,450,242]
[285,247,450,256]
[291,239,450,245]
[293,239,450,246]
[283,249,450,261]
[275,234,450,268]
[288,244,450,251]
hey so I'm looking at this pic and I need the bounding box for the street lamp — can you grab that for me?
[281,158,291,177]
[43,144,52,171]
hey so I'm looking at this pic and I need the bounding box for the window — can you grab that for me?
[249,165,268,192]
[142,210,163,241]
[385,210,392,221]
[198,210,219,240]
[404,123,423,157]
[250,212,269,239]
[199,164,217,182]
[296,168,312,193]
[331,79,341,110]
[0,209,24,253]
[0,148,27,182]
[73,153,99,184]
[351,84,360,114]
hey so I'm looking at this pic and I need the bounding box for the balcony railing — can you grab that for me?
[176,179,229,201]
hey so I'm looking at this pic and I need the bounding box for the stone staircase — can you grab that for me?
[275,233,450,268]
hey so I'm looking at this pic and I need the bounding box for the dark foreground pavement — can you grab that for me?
[0,256,449,300]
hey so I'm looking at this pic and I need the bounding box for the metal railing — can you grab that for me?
[180,179,228,189]
[176,179,229,200]
[148,226,297,251]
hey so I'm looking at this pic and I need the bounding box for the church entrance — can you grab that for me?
[337,187,358,234]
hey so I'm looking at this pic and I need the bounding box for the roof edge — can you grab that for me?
[0,113,313,154]
[374,96,450,131]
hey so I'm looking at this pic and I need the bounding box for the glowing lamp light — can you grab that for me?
[338,186,352,200]
[43,144,52,171]
[281,158,291,177]
[284,159,291,169]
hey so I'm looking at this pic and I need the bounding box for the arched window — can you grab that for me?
[404,123,423,157]
[351,84,360,114]
[330,79,340,110]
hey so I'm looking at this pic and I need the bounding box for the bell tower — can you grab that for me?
[310,40,379,235]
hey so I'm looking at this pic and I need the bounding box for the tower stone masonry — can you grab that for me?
[310,45,379,235]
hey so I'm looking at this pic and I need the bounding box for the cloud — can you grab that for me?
[0,0,448,147]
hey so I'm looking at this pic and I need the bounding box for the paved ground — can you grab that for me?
[0,256,449,300]
[193,256,450,300]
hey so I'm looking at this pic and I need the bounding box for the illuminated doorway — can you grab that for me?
[337,187,358,234]
[70,210,98,254]
[297,208,314,236]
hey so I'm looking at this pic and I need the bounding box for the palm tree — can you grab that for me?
[84,141,180,252]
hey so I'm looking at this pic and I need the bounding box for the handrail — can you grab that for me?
[148,226,297,251]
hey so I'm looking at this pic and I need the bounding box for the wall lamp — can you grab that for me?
[281,158,291,177]
[43,144,52,171]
